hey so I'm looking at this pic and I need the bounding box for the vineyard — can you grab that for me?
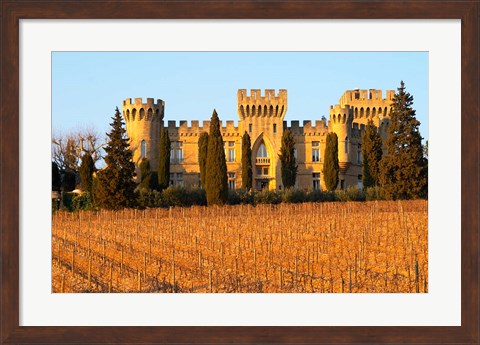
[52,200,428,293]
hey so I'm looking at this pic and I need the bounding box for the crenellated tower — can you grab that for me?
[237,89,287,190]
[122,98,165,178]
[329,104,353,173]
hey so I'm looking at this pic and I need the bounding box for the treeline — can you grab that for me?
[62,185,390,211]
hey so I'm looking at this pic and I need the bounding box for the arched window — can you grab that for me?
[139,108,145,120]
[366,107,370,117]
[257,143,268,157]
[126,109,130,121]
[270,105,274,116]
[372,108,377,117]
[132,108,137,120]
[141,140,147,158]
[355,107,358,118]
[252,105,256,116]
[360,108,364,118]
[147,108,153,120]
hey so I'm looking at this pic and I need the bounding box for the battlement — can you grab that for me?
[338,89,395,107]
[237,89,288,120]
[165,120,239,136]
[329,105,353,125]
[122,97,165,122]
[283,120,329,136]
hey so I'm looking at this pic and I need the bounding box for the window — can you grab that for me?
[257,143,268,157]
[228,172,236,190]
[357,175,363,190]
[140,140,147,158]
[176,142,183,162]
[256,167,262,175]
[312,141,320,162]
[357,144,362,163]
[263,167,269,176]
[312,172,321,190]
[176,173,184,187]
[227,141,235,162]
[273,124,277,133]
[249,124,252,132]
[170,172,184,186]
[170,141,183,163]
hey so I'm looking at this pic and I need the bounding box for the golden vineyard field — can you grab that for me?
[52,200,428,293]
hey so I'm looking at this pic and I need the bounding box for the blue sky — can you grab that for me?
[52,52,428,140]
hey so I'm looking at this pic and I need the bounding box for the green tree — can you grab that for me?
[94,107,137,209]
[278,129,298,189]
[241,131,253,191]
[361,120,383,188]
[323,132,339,191]
[205,109,228,205]
[52,162,62,192]
[157,128,171,191]
[379,81,428,199]
[198,132,209,188]
[62,170,77,192]
[79,152,95,194]
[139,158,159,191]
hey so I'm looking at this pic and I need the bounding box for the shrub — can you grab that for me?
[365,186,387,201]
[137,189,161,208]
[236,189,255,205]
[162,186,190,207]
[335,186,365,202]
[227,190,242,205]
[188,188,207,206]
[71,192,95,211]
[306,189,336,202]
[62,192,75,211]
[254,189,281,205]
[281,188,306,203]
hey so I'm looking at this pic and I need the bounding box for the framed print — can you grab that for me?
[1,1,478,344]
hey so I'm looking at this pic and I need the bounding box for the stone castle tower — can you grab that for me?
[121,88,394,191]
[122,98,164,176]
[237,89,287,190]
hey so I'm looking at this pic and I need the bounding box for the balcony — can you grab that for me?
[256,157,270,164]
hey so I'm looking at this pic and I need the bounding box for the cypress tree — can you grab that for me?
[157,128,171,191]
[323,132,339,191]
[379,81,428,199]
[205,109,228,205]
[52,162,62,192]
[140,158,150,182]
[361,120,383,188]
[241,131,253,191]
[79,152,95,194]
[94,107,137,209]
[278,129,298,189]
[139,158,158,190]
[198,132,209,188]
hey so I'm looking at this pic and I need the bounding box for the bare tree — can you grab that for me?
[52,126,105,172]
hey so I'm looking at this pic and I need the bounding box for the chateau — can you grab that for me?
[122,88,394,191]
